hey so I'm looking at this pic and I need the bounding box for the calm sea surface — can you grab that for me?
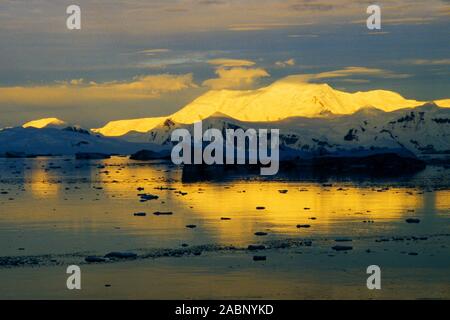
[0,157,449,256]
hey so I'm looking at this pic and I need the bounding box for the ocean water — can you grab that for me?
[0,157,449,299]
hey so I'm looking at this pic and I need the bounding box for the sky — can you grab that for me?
[0,0,449,128]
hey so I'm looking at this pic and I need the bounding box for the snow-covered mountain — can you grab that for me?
[0,126,167,156]
[124,102,450,160]
[23,117,68,129]
[93,76,450,137]
[2,77,449,160]
[93,117,167,137]
[169,77,421,122]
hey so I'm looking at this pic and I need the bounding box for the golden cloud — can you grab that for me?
[1,0,446,35]
[0,74,197,107]
[338,79,371,84]
[312,66,411,80]
[438,6,450,16]
[208,58,256,67]
[275,58,296,68]
[203,67,270,89]
[135,49,171,56]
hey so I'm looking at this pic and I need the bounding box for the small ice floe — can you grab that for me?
[155,186,177,191]
[253,256,267,261]
[139,193,159,201]
[153,211,173,216]
[335,238,352,242]
[248,245,266,251]
[254,232,268,236]
[85,256,106,263]
[133,212,147,217]
[104,252,137,259]
[332,245,353,251]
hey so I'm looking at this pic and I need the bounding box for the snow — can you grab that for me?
[22,118,68,129]
[93,76,436,137]
[0,127,168,156]
[140,103,450,159]
[5,78,449,158]
[92,116,167,137]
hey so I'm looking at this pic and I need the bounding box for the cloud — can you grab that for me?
[135,49,171,56]
[351,17,436,25]
[405,59,450,65]
[204,57,269,89]
[0,74,197,107]
[228,22,314,31]
[337,79,371,84]
[289,2,335,12]
[275,58,296,68]
[136,51,214,69]
[198,0,226,5]
[0,0,446,36]
[203,67,270,89]
[382,17,436,25]
[312,66,411,80]
[437,5,450,16]
[208,59,256,67]
[274,67,411,85]
[288,34,319,38]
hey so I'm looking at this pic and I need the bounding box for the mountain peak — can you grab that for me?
[94,76,448,137]
[170,76,423,123]
[433,99,450,108]
[92,116,167,137]
[23,118,67,129]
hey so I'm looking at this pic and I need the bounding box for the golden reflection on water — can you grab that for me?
[1,157,449,251]
[1,158,449,300]
[435,191,450,211]
[92,159,448,244]
[171,183,431,243]
[27,162,60,199]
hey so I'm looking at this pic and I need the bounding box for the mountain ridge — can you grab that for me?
[90,76,448,137]
[23,117,68,129]
[128,102,450,160]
